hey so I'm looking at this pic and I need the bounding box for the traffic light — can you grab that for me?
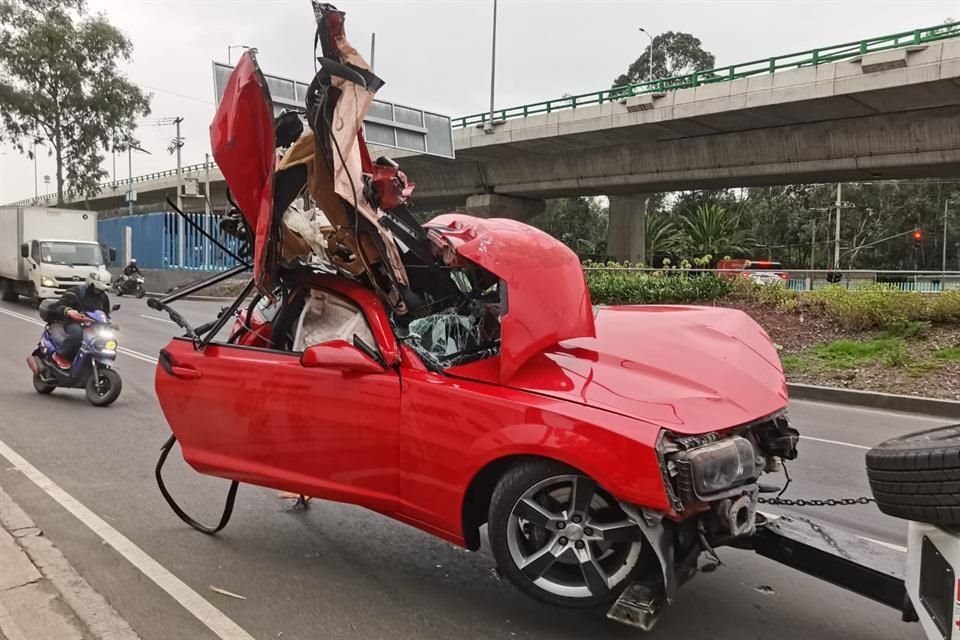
[912,229,924,244]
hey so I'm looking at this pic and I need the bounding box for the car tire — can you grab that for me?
[32,373,55,394]
[866,424,960,526]
[85,368,122,407]
[487,459,646,610]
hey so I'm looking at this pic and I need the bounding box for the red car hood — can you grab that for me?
[428,214,596,382]
[450,305,787,434]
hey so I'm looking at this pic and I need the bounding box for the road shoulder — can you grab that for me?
[0,484,141,640]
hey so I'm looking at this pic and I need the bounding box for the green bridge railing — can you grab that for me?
[453,21,960,129]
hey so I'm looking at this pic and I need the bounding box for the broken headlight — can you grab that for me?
[685,436,762,497]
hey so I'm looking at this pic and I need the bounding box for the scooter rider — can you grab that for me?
[49,272,112,369]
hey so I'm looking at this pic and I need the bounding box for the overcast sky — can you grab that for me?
[1,0,958,203]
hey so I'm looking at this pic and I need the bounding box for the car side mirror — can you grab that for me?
[301,340,385,374]
[20,243,28,258]
[112,304,121,311]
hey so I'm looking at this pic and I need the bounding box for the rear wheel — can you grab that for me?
[32,373,55,394]
[488,460,646,609]
[85,368,122,407]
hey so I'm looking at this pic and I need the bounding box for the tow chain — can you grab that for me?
[758,496,874,507]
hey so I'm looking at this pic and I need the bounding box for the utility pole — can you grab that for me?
[810,219,816,269]
[112,150,116,184]
[157,116,186,265]
[177,117,184,267]
[127,145,133,217]
[370,33,376,70]
[833,183,843,271]
[204,153,211,268]
[485,0,497,133]
[943,200,950,273]
[33,140,38,202]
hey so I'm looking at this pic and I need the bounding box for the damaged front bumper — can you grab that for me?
[608,414,800,630]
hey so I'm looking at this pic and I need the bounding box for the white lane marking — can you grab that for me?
[858,535,908,553]
[800,435,871,450]
[0,438,256,640]
[0,307,158,365]
[140,314,175,325]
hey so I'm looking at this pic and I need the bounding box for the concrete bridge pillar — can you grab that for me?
[606,195,647,265]
[464,193,545,221]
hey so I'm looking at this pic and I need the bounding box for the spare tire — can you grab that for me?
[866,424,960,526]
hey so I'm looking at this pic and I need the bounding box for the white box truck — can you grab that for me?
[0,207,115,303]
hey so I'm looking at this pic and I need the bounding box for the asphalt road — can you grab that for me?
[0,296,943,640]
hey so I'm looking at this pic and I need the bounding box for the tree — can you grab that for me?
[530,197,608,259]
[644,211,684,264]
[613,31,715,86]
[681,203,754,259]
[0,0,150,204]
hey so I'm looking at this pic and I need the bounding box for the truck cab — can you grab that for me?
[20,238,113,300]
[0,208,115,304]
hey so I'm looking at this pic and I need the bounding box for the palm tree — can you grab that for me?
[645,211,684,259]
[681,204,754,258]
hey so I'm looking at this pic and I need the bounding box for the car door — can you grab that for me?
[155,321,401,514]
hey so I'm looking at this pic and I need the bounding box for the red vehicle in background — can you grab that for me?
[716,258,789,285]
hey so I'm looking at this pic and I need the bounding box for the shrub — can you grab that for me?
[930,290,960,323]
[804,284,929,331]
[584,262,734,305]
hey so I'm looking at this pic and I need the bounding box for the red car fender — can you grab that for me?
[397,368,672,549]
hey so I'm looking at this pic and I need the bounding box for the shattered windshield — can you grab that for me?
[398,275,501,369]
[40,242,103,267]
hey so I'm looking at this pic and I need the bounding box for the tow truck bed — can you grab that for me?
[749,514,912,615]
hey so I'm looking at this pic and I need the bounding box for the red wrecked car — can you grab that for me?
[150,1,797,625]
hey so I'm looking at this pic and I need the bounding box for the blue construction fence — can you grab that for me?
[98,212,243,271]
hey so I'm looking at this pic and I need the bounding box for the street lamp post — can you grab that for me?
[227,44,251,65]
[485,0,498,133]
[126,142,150,217]
[638,28,654,81]
[33,140,39,201]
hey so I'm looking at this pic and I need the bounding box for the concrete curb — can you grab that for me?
[788,383,960,419]
[0,486,141,640]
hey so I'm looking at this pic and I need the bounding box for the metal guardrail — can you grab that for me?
[453,21,960,128]
[8,162,217,207]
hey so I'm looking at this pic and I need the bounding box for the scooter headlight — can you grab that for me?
[95,329,117,351]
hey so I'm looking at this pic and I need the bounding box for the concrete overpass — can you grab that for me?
[11,22,960,263]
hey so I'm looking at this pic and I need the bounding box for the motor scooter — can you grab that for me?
[27,303,123,406]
